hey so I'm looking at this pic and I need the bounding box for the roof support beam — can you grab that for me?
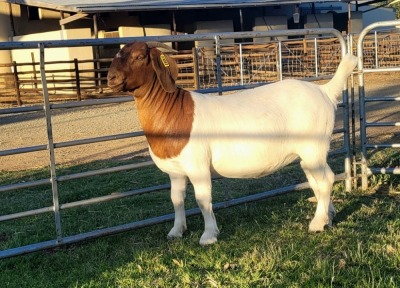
[59,13,88,26]
[356,0,388,7]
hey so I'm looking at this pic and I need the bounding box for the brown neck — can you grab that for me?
[134,77,195,159]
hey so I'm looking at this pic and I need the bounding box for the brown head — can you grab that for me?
[107,42,178,95]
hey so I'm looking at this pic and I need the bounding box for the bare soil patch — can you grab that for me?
[0,101,149,171]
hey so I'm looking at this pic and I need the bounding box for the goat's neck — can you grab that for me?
[134,75,169,109]
[133,76,195,159]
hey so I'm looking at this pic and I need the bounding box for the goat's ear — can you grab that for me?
[150,48,178,93]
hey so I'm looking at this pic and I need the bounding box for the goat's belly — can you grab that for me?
[211,147,299,178]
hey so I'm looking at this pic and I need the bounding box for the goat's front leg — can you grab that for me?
[190,172,219,245]
[167,174,188,239]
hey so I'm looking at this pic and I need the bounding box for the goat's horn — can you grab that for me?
[146,41,177,53]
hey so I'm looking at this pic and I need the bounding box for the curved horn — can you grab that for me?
[146,41,177,53]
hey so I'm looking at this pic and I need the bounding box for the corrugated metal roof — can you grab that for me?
[3,0,350,13]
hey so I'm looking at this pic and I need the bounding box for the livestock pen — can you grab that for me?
[0,28,354,259]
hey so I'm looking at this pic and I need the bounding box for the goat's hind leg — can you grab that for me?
[167,174,188,239]
[189,171,219,245]
[301,160,336,232]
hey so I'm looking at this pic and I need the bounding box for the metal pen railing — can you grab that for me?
[356,20,400,190]
[0,29,350,258]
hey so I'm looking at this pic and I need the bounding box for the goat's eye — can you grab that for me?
[137,55,145,61]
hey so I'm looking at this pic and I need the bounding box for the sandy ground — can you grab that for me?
[1,72,399,172]
[0,101,149,171]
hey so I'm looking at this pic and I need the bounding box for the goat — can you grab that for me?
[107,41,357,245]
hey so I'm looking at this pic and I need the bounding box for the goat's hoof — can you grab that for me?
[308,218,328,232]
[167,234,182,240]
[199,231,219,246]
[199,236,218,246]
[167,226,186,239]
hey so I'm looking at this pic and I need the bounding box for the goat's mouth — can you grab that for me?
[108,81,126,92]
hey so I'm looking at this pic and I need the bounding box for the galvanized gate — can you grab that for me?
[356,20,400,191]
[0,29,350,258]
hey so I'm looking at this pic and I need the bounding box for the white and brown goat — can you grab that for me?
[107,41,357,245]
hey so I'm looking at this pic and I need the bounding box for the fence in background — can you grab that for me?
[0,53,196,105]
[2,28,400,106]
[196,36,343,89]
[0,28,351,258]
[352,28,400,69]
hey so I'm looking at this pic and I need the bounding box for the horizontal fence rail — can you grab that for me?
[0,29,350,258]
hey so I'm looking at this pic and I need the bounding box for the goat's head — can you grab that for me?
[107,41,178,94]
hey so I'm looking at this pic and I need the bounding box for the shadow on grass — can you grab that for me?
[1,184,400,287]
[1,152,400,286]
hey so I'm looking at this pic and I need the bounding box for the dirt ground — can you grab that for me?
[1,72,399,172]
[0,101,150,171]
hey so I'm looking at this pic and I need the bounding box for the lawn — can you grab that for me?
[1,150,400,287]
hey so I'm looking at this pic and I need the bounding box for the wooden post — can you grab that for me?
[60,11,65,30]
[74,58,81,101]
[93,13,102,93]
[12,61,22,106]
[172,11,178,51]
[31,52,38,94]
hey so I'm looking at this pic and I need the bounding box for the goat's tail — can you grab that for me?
[321,53,358,105]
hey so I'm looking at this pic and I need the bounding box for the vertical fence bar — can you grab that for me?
[74,58,82,101]
[39,43,63,242]
[337,44,352,192]
[314,38,318,77]
[350,72,357,189]
[214,35,223,95]
[12,61,22,106]
[357,33,368,191]
[193,47,200,90]
[278,41,283,81]
[343,78,352,192]
[348,34,358,189]
[359,70,368,190]
[374,31,379,69]
[239,43,244,86]
[93,13,102,93]
[31,52,38,93]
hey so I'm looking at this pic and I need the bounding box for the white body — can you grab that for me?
[149,54,357,245]
[107,43,356,244]
[152,79,335,179]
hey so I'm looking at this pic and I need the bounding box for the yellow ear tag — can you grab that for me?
[160,54,170,67]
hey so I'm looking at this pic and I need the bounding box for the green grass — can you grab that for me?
[1,152,400,287]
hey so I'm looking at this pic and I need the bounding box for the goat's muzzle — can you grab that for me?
[107,71,125,92]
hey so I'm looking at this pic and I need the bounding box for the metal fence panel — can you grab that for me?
[356,20,400,191]
[0,29,349,258]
